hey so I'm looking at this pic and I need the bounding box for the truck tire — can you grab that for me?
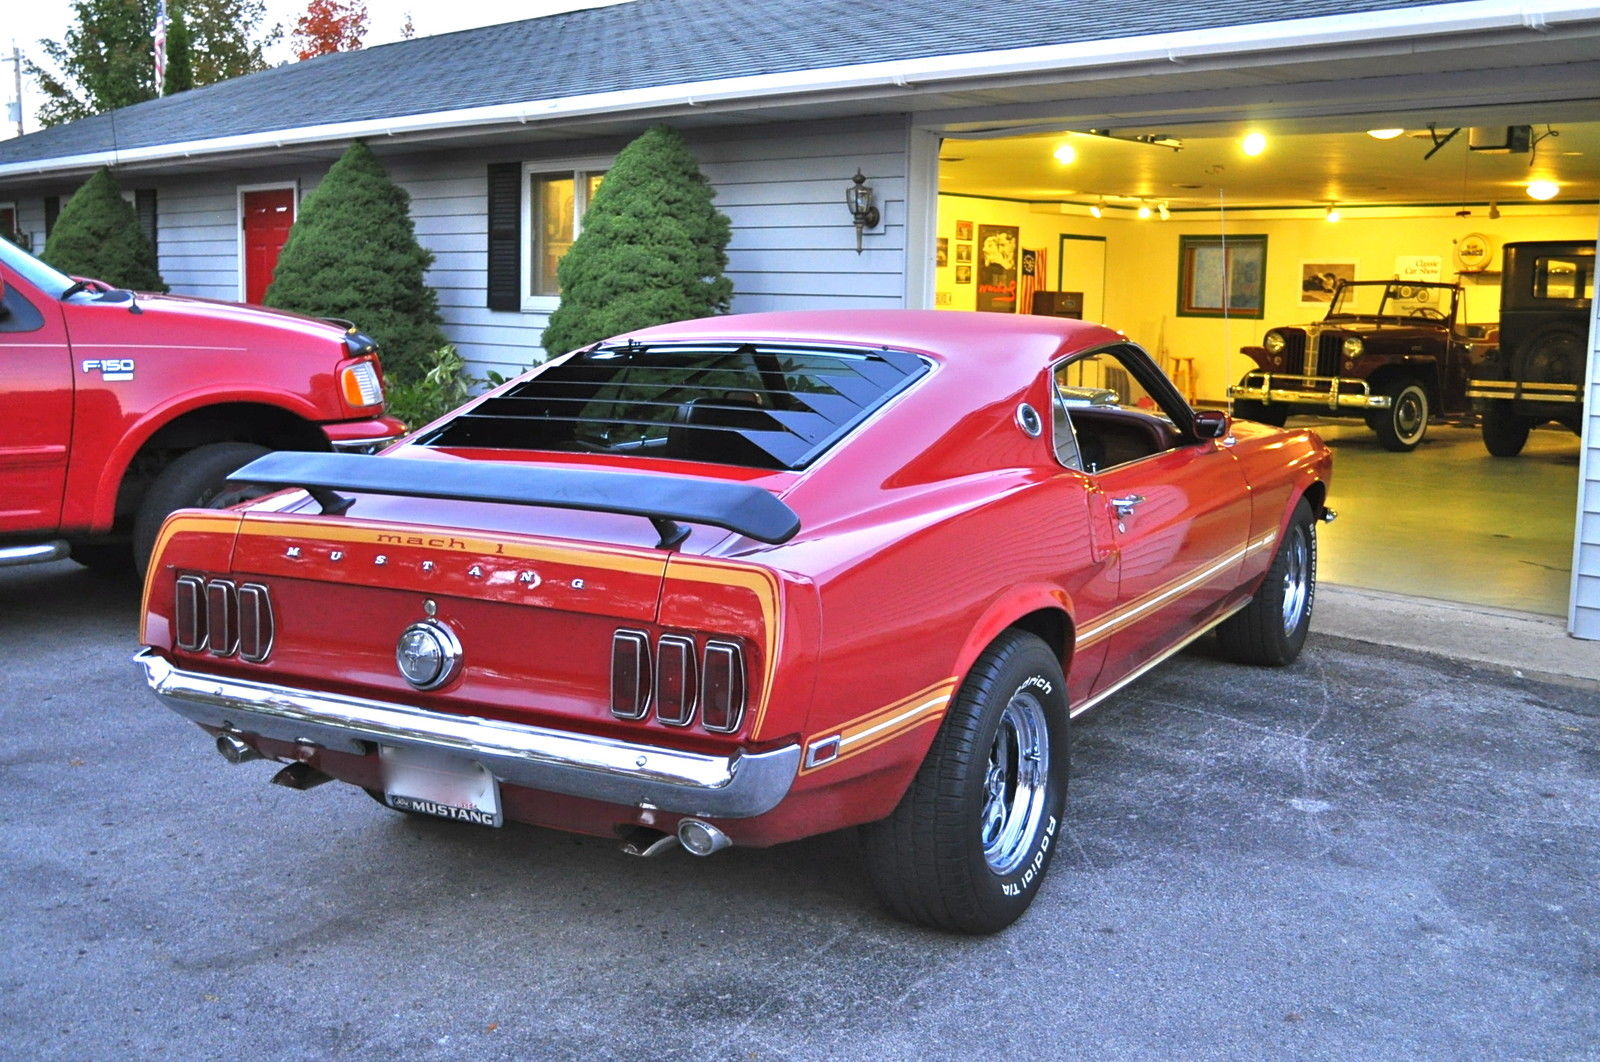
[1373,381,1429,452]
[1231,400,1288,428]
[861,630,1068,934]
[1481,401,1533,458]
[132,442,269,575]
[1215,499,1316,667]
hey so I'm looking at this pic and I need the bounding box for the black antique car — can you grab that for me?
[1467,240,1594,456]
[1229,280,1492,452]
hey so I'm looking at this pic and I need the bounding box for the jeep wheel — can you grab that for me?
[1231,400,1288,428]
[1373,381,1429,452]
[861,631,1068,934]
[132,442,270,575]
[1215,499,1317,667]
[1481,401,1533,458]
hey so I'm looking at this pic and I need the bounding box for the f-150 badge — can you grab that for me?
[81,358,135,381]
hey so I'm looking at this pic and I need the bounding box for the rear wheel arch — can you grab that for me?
[949,593,1075,691]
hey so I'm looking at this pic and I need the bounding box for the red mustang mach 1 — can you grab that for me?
[137,310,1333,933]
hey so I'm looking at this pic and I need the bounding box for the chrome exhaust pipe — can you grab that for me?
[618,826,681,857]
[216,733,263,764]
[677,818,732,856]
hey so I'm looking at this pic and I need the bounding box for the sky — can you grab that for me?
[2,0,633,140]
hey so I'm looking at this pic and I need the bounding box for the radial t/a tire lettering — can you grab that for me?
[1215,498,1317,667]
[861,630,1069,934]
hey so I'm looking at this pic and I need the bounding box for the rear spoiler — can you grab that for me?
[229,452,800,549]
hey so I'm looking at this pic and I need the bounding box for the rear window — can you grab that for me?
[419,341,928,470]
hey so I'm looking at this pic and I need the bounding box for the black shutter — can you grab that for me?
[44,195,60,237]
[486,163,521,312]
[135,189,158,258]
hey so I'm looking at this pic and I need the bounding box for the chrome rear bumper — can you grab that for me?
[135,649,799,818]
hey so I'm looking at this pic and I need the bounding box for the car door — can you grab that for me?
[0,267,74,534]
[1055,346,1253,697]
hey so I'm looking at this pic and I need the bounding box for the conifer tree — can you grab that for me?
[264,141,446,384]
[541,125,732,356]
[42,167,168,292]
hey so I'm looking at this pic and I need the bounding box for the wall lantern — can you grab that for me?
[846,169,880,254]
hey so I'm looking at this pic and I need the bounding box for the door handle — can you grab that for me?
[1111,494,1145,518]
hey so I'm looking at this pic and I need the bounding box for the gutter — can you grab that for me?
[1,0,1597,179]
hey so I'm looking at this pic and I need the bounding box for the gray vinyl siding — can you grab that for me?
[1571,241,1600,639]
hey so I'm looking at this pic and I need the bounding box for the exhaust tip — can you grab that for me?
[216,733,263,764]
[677,818,732,857]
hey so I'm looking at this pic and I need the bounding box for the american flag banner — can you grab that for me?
[153,0,170,97]
[1018,247,1047,315]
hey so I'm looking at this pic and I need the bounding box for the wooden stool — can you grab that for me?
[1167,355,1198,404]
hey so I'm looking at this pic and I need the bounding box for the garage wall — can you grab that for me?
[1574,247,1600,639]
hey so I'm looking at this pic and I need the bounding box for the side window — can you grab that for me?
[1532,257,1593,301]
[1052,347,1182,473]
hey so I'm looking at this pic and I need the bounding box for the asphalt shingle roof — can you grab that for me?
[0,0,1444,166]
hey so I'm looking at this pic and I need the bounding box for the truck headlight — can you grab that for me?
[1264,331,1287,354]
[1341,336,1365,358]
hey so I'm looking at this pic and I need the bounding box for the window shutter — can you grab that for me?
[135,189,158,258]
[486,163,521,311]
[44,195,60,237]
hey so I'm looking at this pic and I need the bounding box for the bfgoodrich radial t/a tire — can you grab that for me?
[1215,499,1317,667]
[862,630,1069,934]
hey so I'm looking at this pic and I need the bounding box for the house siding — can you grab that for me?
[1571,237,1600,639]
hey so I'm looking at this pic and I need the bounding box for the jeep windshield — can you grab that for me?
[1327,281,1458,322]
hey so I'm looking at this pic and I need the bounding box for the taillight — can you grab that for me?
[610,631,651,720]
[237,584,275,663]
[700,641,746,733]
[339,358,384,408]
[174,575,207,651]
[610,631,746,734]
[175,575,272,662]
[655,635,698,727]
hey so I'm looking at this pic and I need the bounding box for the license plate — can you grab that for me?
[379,745,502,827]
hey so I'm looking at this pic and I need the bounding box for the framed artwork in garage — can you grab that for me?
[1178,234,1266,318]
[1301,261,1357,303]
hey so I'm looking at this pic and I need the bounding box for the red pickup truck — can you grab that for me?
[0,236,404,573]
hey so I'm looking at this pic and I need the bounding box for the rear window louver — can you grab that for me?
[419,341,928,471]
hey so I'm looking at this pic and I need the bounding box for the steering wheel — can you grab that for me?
[1409,307,1446,320]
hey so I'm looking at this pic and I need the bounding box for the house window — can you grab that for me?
[485,158,609,313]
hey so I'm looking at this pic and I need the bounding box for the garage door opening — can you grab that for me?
[934,120,1599,617]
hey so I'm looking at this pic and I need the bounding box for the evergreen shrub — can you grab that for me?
[42,167,168,292]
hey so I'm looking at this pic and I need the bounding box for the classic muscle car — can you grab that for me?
[1228,279,1492,451]
[137,310,1333,933]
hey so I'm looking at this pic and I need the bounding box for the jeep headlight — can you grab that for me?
[1263,331,1287,354]
[1341,336,1365,358]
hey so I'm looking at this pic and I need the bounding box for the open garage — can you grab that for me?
[934,115,1597,616]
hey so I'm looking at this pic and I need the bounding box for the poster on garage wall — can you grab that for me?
[1395,256,1443,283]
[976,224,1019,312]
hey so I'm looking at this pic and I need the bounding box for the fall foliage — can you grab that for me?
[291,0,368,60]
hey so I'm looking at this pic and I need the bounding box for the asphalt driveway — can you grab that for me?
[2,560,1596,1060]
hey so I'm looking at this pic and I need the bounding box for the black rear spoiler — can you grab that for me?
[229,452,800,549]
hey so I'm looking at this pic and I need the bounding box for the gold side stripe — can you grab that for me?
[1075,533,1268,650]
[840,692,953,750]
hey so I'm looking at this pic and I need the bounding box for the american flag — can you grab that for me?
[153,0,170,97]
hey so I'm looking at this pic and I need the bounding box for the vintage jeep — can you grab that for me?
[1229,280,1490,452]
[1467,240,1594,456]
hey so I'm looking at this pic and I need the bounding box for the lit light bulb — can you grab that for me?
[1241,131,1267,156]
[1526,179,1560,201]
[1365,129,1405,140]
[1325,205,1341,223]
[1053,143,1077,165]
[1089,203,1103,218]
[1137,203,1152,219]
[1157,202,1170,220]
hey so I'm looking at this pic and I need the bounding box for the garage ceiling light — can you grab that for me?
[1526,179,1561,201]
[1137,202,1152,219]
[1325,204,1342,222]
[1366,129,1406,140]
[1053,143,1077,165]
[1241,132,1267,156]
[1089,199,1104,218]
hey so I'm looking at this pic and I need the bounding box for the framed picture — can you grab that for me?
[976,224,1020,313]
[955,243,972,263]
[955,264,972,284]
[1300,261,1356,303]
[1177,234,1266,318]
[936,238,948,267]
[954,219,973,241]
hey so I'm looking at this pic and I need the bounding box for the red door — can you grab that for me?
[242,189,295,305]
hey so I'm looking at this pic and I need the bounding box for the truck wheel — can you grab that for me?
[1231,400,1288,428]
[1481,401,1532,458]
[1373,381,1429,452]
[132,442,269,575]
[1215,499,1316,667]
[861,630,1068,934]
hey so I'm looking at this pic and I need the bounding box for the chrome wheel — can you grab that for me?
[1393,389,1426,440]
[1280,521,1312,636]
[980,688,1050,875]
